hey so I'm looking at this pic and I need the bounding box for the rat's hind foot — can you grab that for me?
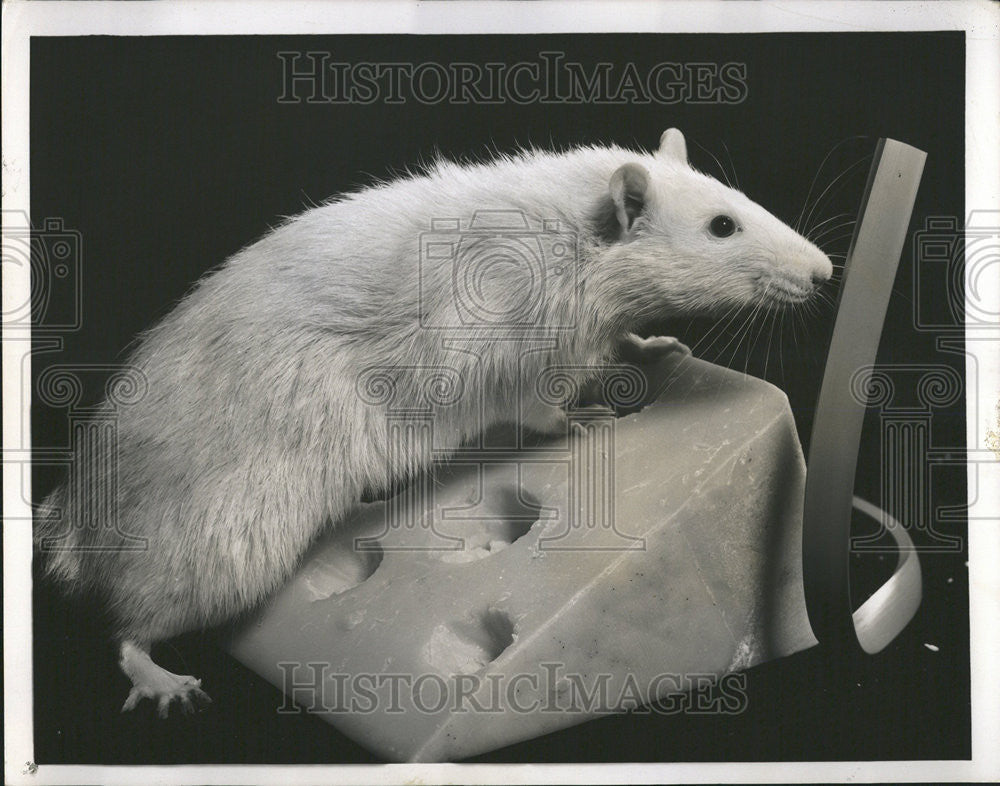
[118,640,211,717]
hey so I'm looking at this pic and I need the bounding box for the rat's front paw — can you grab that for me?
[618,332,691,363]
[636,334,691,356]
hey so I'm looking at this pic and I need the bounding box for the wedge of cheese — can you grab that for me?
[227,355,817,761]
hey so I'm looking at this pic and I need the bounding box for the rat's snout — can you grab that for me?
[804,243,833,290]
[810,255,833,287]
[765,241,833,305]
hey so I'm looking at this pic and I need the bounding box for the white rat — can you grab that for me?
[35,128,831,716]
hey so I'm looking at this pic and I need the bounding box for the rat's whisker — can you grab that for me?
[795,135,870,233]
[722,141,742,192]
[689,303,743,356]
[805,212,854,243]
[692,140,734,188]
[802,155,872,238]
[809,218,857,245]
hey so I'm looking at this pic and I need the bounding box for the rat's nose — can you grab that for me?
[808,250,833,288]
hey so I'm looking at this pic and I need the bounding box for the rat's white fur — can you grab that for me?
[35,129,830,708]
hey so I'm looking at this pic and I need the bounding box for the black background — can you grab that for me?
[29,32,968,764]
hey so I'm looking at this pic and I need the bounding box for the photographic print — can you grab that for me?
[3,1,998,783]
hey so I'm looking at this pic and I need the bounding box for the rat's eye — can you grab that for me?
[709,215,738,238]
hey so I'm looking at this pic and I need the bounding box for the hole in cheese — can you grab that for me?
[438,485,542,563]
[423,608,516,675]
[299,536,384,601]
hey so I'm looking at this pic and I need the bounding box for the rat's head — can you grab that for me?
[594,128,833,317]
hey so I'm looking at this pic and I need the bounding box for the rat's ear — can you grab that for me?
[608,162,650,234]
[657,128,687,163]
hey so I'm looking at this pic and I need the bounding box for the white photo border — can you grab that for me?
[3,1,998,784]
